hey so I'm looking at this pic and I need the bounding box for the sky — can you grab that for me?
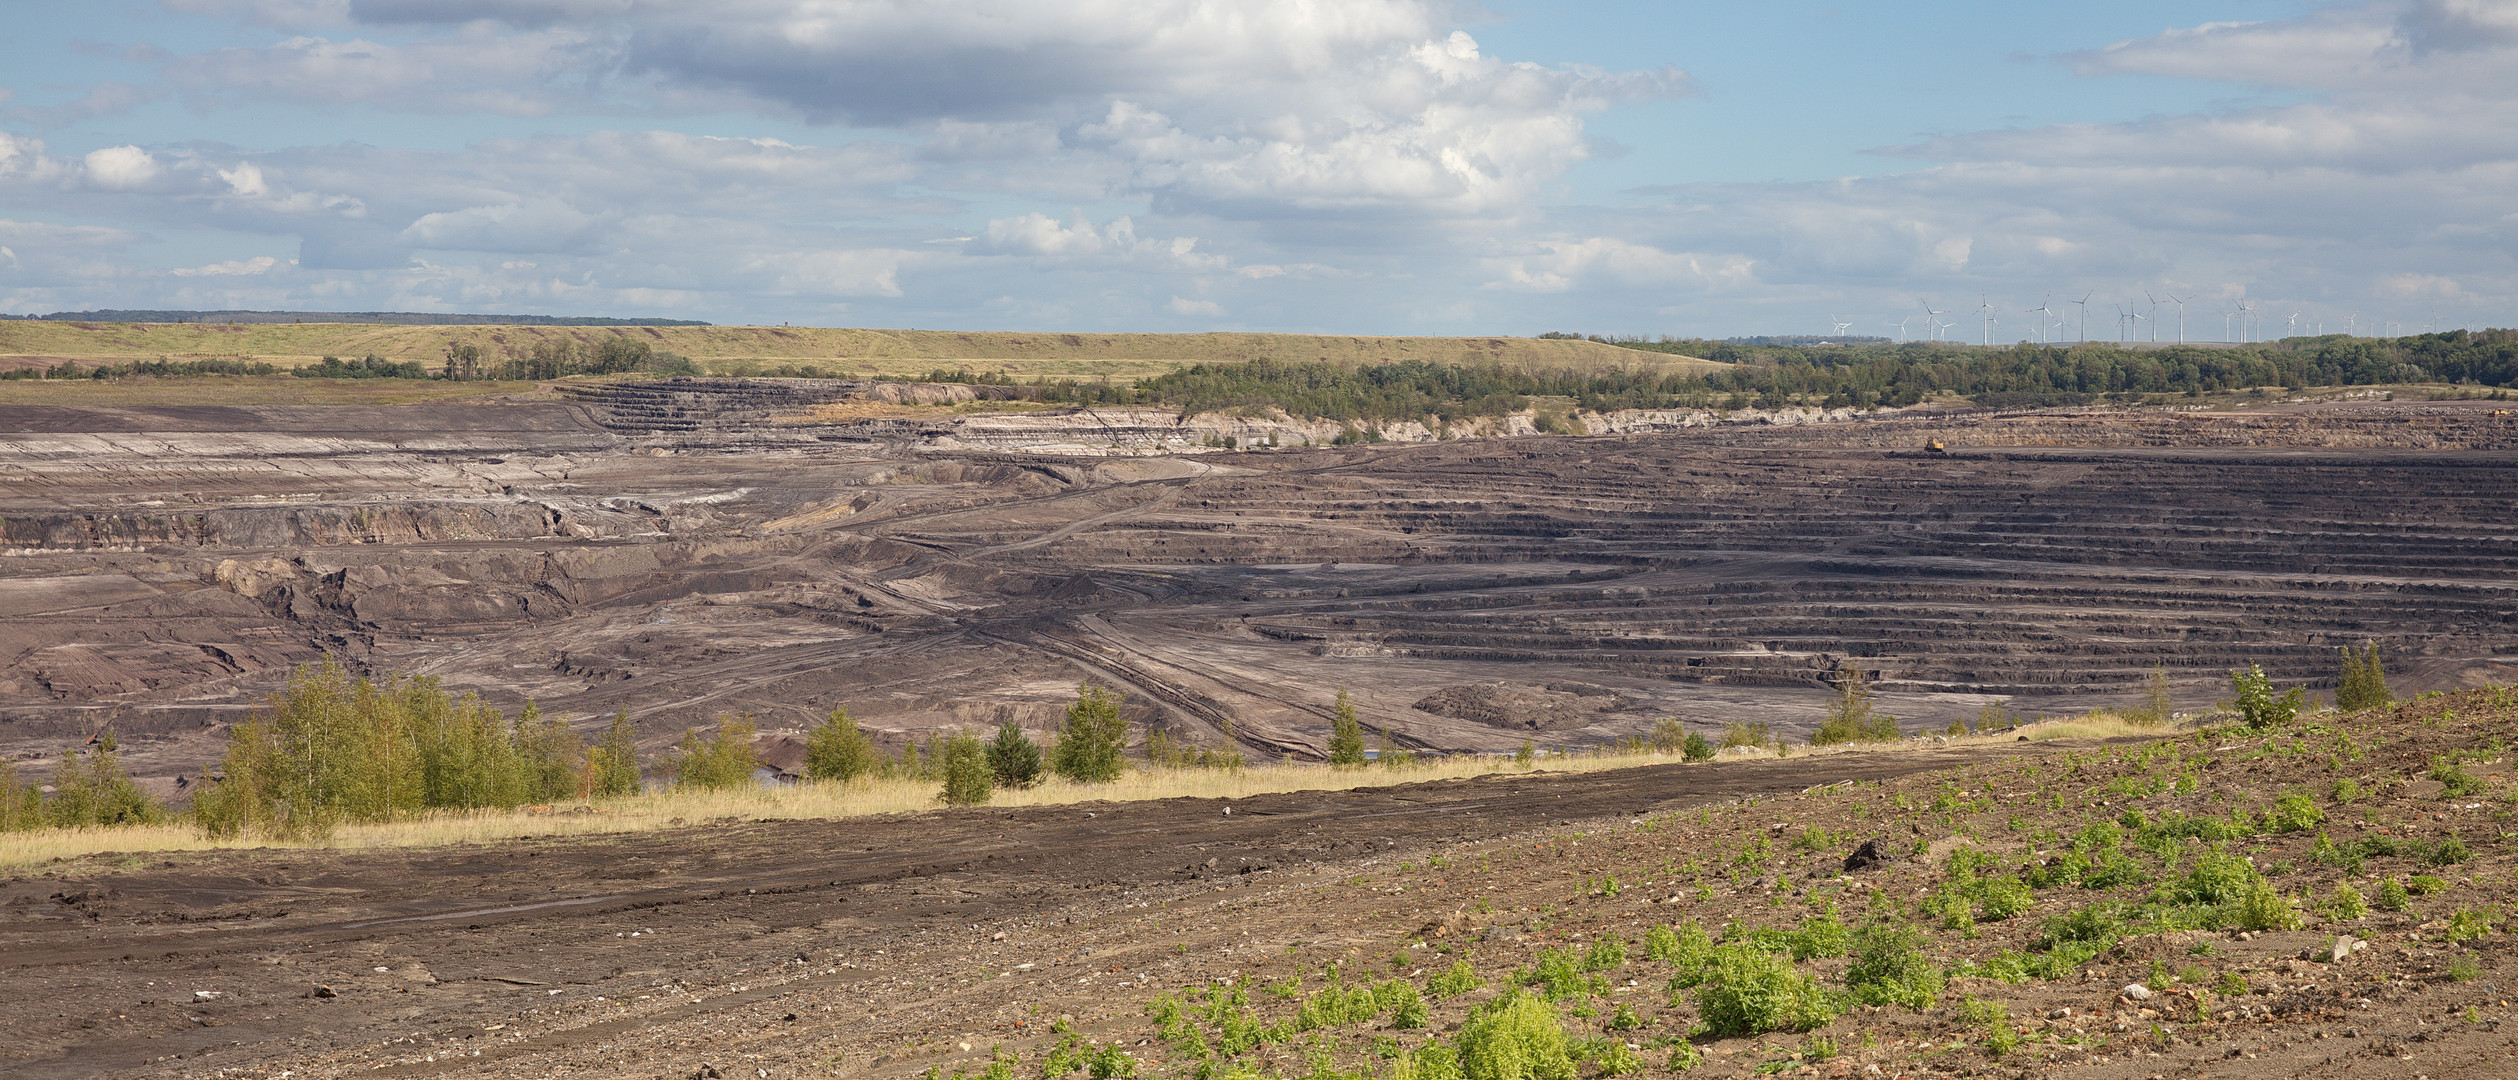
[0,1,2511,337]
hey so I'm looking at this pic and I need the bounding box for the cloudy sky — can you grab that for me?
[1,1,2510,336]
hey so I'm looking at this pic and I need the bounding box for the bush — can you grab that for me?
[1681,731,1715,761]
[2429,758,2484,798]
[0,758,42,832]
[669,718,759,791]
[1719,721,1774,751]
[2230,881,2305,932]
[2263,792,2326,833]
[2127,664,2176,725]
[1844,922,1944,1009]
[588,710,644,796]
[2445,908,2495,944]
[2336,642,2392,711]
[2375,877,2412,912]
[2230,665,2305,728]
[805,708,876,782]
[1648,718,1689,754]
[1694,942,1836,1036]
[941,730,993,805]
[1052,683,1129,783]
[1972,876,2036,922]
[1327,689,1367,767]
[1455,991,1575,1080]
[1429,959,1483,998]
[987,718,1043,787]
[1811,668,1900,745]
[2330,881,2370,920]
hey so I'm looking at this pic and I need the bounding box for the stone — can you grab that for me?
[2122,983,2153,1001]
[2329,935,2357,963]
[1842,839,1900,873]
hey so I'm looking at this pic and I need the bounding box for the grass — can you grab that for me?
[0,375,549,406]
[0,747,1697,869]
[0,323,1714,378]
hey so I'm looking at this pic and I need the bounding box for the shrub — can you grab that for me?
[2330,881,2370,920]
[805,708,876,782]
[2448,953,2483,982]
[2424,835,2474,866]
[1844,922,1944,1009]
[1787,906,1851,960]
[1719,722,1773,751]
[587,710,644,796]
[670,718,759,791]
[1648,718,1689,754]
[2177,848,2264,906]
[2375,877,2412,912]
[2128,664,2176,725]
[2445,908,2494,944]
[2263,792,2326,833]
[1429,959,1483,999]
[2429,758,2484,798]
[1519,947,1600,1000]
[1327,689,1367,767]
[1681,731,1715,761]
[2332,777,2363,805]
[1052,683,1130,783]
[1657,919,1719,986]
[986,717,1043,787]
[1811,668,1899,745]
[1664,1041,1701,1071]
[1693,943,1837,1036]
[941,730,993,805]
[2230,665,2305,728]
[0,758,41,832]
[1384,981,1430,1029]
[2336,642,2392,711]
[1456,991,1575,1080]
[2230,881,2305,932]
[2407,873,2451,895]
[1960,998,2018,1057]
[1972,876,2036,922]
[1643,924,1681,962]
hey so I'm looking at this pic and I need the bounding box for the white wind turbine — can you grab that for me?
[2067,291,2092,342]
[2345,312,2359,336]
[1829,315,1853,338]
[2132,304,2151,343]
[2026,293,2057,344]
[1888,314,1913,343]
[1976,295,1999,346]
[2158,293,2189,344]
[2285,312,2300,338]
[1922,301,1950,342]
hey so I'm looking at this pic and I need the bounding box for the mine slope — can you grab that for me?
[1,393,2512,790]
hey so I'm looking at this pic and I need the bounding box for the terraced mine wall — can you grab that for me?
[1,388,2511,789]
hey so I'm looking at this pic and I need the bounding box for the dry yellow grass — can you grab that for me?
[0,322,1721,378]
[0,375,546,407]
[0,751,1675,869]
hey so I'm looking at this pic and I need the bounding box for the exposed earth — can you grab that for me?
[2,384,2514,792]
[5,693,2516,1079]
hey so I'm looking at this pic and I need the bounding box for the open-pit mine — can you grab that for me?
[4,379,2512,787]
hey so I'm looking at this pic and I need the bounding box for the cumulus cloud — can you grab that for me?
[83,146,163,190]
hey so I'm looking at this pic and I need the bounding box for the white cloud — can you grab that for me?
[82,145,162,189]
[7,81,161,128]
[975,212,1120,257]
[1484,238,1757,295]
[172,255,284,276]
[1167,296,1222,316]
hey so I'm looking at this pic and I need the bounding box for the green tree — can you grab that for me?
[941,730,994,805]
[510,702,581,802]
[45,732,165,828]
[669,717,759,791]
[1647,717,1688,754]
[587,709,643,797]
[1812,667,1900,745]
[2128,664,2176,726]
[804,708,877,782]
[1681,731,1715,762]
[2336,642,2393,711]
[988,718,1043,787]
[2230,665,2305,728]
[0,757,42,832]
[1052,683,1129,783]
[1327,689,1367,767]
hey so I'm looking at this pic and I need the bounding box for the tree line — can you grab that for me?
[916,329,2516,420]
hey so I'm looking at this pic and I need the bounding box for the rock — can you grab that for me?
[2048,1007,2073,1019]
[2328,935,2357,963]
[991,931,1008,941]
[312,985,336,999]
[1842,839,1900,873]
[2122,983,2153,1001]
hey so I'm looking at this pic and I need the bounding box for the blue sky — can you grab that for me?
[1,1,2509,337]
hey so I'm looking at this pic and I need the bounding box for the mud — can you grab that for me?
[2,389,2514,789]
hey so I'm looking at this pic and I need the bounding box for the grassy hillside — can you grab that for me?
[0,322,1718,380]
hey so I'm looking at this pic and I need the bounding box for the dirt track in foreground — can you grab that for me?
[0,746,2042,1079]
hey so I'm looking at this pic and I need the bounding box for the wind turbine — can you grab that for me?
[2285,312,2300,338]
[2132,305,2150,343]
[1888,314,1912,343]
[1922,301,1950,342]
[2026,293,2057,344]
[2067,291,2092,342]
[2142,291,2162,342]
[1976,295,1998,346]
[2425,310,2440,334]
[2344,312,2359,336]
[2159,293,2189,344]
[1828,315,1853,339]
